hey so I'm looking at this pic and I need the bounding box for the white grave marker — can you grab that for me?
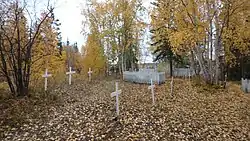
[88,68,93,81]
[42,69,52,91]
[148,79,155,105]
[66,67,76,85]
[111,82,122,116]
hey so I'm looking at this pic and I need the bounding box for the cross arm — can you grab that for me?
[66,71,76,75]
[111,90,122,97]
[42,74,52,77]
[148,85,155,89]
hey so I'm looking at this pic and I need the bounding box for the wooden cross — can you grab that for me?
[88,68,93,81]
[148,79,155,105]
[66,67,76,85]
[42,69,52,91]
[111,82,122,116]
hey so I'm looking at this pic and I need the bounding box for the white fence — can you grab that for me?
[123,69,165,84]
[241,78,250,93]
[173,68,195,77]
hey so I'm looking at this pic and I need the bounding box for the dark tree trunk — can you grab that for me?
[169,56,173,77]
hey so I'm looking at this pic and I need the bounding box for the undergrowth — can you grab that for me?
[0,87,61,129]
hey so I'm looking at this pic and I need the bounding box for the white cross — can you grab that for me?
[66,67,76,85]
[111,82,122,116]
[148,79,155,105]
[88,68,93,81]
[42,69,52,91]
[170,76,173,96]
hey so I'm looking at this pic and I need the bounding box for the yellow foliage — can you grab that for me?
[151,0,207,55]
[82,33,106,78]
[223,0,250,65]
[30,15,66,87]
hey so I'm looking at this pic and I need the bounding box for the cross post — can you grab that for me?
[148,79,155,105]
[66,67,76,85]
[42,69,52,91]
[88,68,93,81]
[111,82,122,116]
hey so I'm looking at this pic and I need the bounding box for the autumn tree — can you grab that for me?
[0,0,54,96]
[65,41,82,73]
[222,0,250,79]
[81,0,146,74]
[30,11,66,86]
[150,24,185,76]
[82,33,106,77]
[151,0,250,85]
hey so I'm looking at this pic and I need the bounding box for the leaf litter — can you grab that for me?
[0,78,249,140]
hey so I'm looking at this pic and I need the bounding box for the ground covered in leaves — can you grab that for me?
[0,78,250,140]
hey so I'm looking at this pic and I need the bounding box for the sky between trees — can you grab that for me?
[53,0,152,52]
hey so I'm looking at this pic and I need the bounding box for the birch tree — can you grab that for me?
[81,0,146,74]
[151,0,250,85]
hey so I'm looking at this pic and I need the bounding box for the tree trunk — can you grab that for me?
[16,82,28,96]
[118,35,123,74]
[214,1,225,85]
[190,51,197,75]
[7,76,16,95]
[241,54,244,78]
[193,47,211,84]
[169,55,173,77]
[214,34,222,85]
[206,0,214,84]
[190,51,200,75]
[209,24,213,84]
[214,39,220,85]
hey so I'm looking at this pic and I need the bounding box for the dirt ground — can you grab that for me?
[0,78,250,140]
